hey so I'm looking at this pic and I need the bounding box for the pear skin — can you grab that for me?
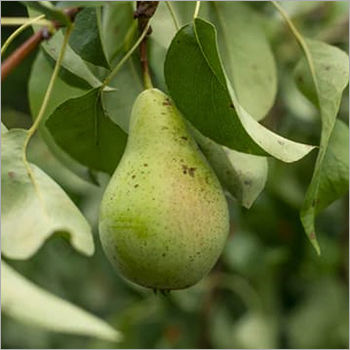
[99,89,229,290]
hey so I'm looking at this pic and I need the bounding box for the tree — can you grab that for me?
[1,1,349,348]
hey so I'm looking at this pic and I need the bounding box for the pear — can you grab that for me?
[99,89,229,290]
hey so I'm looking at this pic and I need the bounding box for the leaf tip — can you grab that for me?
[309,232,321,256]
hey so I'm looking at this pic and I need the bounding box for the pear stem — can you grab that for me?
[134,1,159,90]
[140,36,153,89]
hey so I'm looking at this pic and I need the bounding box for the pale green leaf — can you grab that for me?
[1,261,122,342]
[294,39,349,253]
[1,129,94,259]
[102,57,143,133]
[192,127,268,208]
[29,51,96,183]
[316,119,349,212]
[211,2,277,121]
[102,1,136,63]
[42,30,102,88]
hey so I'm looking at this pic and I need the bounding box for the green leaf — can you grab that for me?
[165,18,314,163]
[192,127,268,209]
[316,120,349,212]
[69,7,110,69]
[294,39,349,253]
[1,129,94,259]
[1,261,122,342]
[42,30,102,88]
[211,2,277,121]
[25,1,70,26]
[102,56,143,132]
[46,88,127,174]
[26,7,102,88]
[29,51,95,183]
[57,1,106,8]
[102,1,136,63]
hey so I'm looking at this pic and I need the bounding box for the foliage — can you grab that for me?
[1,1,349,348]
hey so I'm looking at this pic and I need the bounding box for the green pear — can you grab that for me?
[99,89,229,290]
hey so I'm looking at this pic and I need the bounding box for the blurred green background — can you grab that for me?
[1,1,349,348]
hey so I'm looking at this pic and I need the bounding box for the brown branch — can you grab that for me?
[134,1,158,89]
[1,7,79,82]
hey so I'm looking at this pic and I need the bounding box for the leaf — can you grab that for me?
[294,39,349,253]
[165,18,314,163]
[25,1,70,26]
[316,120,349,212]
[102,1,136,63]
[29,51,95,183]
[192,127,268,208]
[1,129,94,259]
[26,7,102,89]
[1,261,122,342]
[42,30,102,88]
[57,1,106,8]
[2,122,8,134]
[102,56,143,132]
[46,88,127,174]
[69,7,110,69]
[211,2,277,121]
[149,1,203,90]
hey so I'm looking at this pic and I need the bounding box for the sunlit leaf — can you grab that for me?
[211,2,277,121]
[192,127,268,208]
[1,261,122,342]
[1,129,94,259]
[294,39,349,253]
[165,18,314,162]
[29,51,95,183]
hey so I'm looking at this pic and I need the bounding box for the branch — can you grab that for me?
[1,7,79,82]
[134,1,159,89]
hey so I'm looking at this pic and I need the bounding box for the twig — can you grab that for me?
[102,20,151,88]
[271,1,318,97]
[165,1,180,31]
[1,15,46,57]
[1,17,51,26]
[193,1,201,19]
[23,24,73,184]
[134,1,159,89]
[1,7,79,82]
[1,31,44,81]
